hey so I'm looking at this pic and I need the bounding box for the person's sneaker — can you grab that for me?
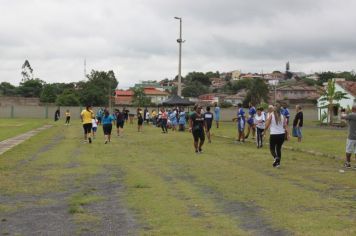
[195,150,199,154]
[88,137,92,144]
[105,140,108,144]
[344,162,351,168]
[199,148,203,153]
[273,159,279,167]
[275,163,281,168]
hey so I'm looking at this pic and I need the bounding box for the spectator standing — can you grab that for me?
[292,105,303,142]
[342,103,356,168]
[214,103,221,128]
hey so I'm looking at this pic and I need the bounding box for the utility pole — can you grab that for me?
[84,58,87,80]
[174,17,184,97]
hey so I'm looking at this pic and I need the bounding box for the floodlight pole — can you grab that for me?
[174,17,183,97]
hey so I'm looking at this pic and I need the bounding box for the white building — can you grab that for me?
[317,79,356,123]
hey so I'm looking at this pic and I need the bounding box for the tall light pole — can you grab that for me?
[174,16,184,97]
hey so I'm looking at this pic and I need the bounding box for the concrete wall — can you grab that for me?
[0,105,318,122]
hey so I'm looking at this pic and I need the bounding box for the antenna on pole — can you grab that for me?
[84,58,87,79]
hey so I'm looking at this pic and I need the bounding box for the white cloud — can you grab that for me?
[0,0,355,86]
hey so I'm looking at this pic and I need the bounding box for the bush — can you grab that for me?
[220,101,233,108]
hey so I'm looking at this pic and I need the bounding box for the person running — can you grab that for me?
[123,107,129,123]
[292,105,303,142]
[65,109,71,125]
[245,102,256,139]
[115,108,125,136]
[178,107,187,131]
[234,103,245,143]
[214,103,221,128]
[144,107,150,125]
[204,106,214,143]
[102,109,115,144]
[54,108,60,122]
[281,105,290,125]
[151,109,157,126]
[265,104,289,168]
[96,108,103,125]
[160,107,168,133]
[189,106,206,153]
[137,108,144,132]
[169,109,178,132]
[81,105,94,143]
[341,103,356,168]
[91,117,98,139]
[254,107,266,148]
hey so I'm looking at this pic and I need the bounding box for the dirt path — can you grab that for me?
[0,125,53,155]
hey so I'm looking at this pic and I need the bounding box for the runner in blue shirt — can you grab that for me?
[233,103,245,143]
[245,102,256,139]
[178,107,186,131]
[281,106,290,125]
[102,110,115,144]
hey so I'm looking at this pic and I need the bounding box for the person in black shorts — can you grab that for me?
[137,108,144,132]
[189,106,206,154]
[204,106,214,143]
[115,108,125,136]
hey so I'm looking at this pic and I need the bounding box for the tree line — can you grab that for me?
[0,70,118,106]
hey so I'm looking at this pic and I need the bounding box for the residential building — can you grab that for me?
[317,79,356,123]
[231,70,241,81]
[198,93,227,105]
[115,87,169,105]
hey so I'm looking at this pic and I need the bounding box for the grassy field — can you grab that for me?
[0,118,50,141]
[0,119,355,235]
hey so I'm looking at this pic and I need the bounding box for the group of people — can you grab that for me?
[232,103,303,168]
[75,101,356,170]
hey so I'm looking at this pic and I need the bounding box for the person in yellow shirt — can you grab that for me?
[65,109,71,125]
[151,109,157,126]
[81,105,94,143]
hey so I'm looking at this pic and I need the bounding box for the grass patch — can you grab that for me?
[0,118,355,235]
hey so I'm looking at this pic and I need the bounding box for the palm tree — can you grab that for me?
[319,79,349,125]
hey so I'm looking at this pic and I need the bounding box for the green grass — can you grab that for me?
[0,118,51,141]
[0,119,355,235]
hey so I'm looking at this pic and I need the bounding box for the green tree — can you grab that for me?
[243,78,269,106]
[319,79,349,125]
[182,81,209,97]
[0,82,18,96]
[77,70,118,106]
[132,87,150,107]
[184,72,211,86]
[18,79,44,97]
[56,90,80,106]
[40,84,57,103]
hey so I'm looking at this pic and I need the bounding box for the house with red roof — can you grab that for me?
[115,87,169,105]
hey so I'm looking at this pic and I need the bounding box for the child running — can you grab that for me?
[102,109,115,144]
[254,107,266,148]
[92,117,98,139]
[65,109,71,125]
[203,106,214,143]
[137,108,144,132]
[115,108,125,136]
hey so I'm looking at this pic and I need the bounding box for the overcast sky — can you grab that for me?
[1,0,355,88]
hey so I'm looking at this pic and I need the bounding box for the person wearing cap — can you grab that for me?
[189,105,206,153]
[342,103,356,168]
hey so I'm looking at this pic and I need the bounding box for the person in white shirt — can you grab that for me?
[254,107,266,148]
[92,117,98,139]
[265,104,289,168]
